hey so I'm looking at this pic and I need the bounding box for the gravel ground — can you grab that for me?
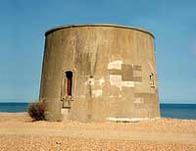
[0,113,196,151]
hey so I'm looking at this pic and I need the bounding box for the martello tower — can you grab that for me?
[39,24,160,122]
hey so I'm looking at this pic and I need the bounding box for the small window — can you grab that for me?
[65,71,73,96]
[149,72,155,88]
[149,73,153,80]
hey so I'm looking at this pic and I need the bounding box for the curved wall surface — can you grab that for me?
[39,24,160,121]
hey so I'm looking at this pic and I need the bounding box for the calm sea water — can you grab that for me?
[0,103,28,112]
[0,103,195,120]
[160,104,196,120]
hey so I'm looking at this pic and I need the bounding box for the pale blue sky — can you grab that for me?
[0,0,196,103]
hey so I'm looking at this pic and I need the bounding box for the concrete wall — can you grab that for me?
[39,24,160,122]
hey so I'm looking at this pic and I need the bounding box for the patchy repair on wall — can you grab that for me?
[135,82,142,85]
[99,77,105,86]
[121,81,135,87]
[109,75,122,90]
[109,94,122,98]
[107,117,159,122]
[108,61,143,90]
[92,89,103,97]
[108,60,123,70]
[109,75,135,90]
[134,98,144,104]
[61,108,69,115]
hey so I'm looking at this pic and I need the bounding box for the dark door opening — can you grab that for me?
[66,71,73,96]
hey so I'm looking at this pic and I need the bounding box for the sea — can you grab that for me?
[0,103,196,120]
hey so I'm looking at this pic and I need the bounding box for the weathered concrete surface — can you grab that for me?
[39,24,160,122]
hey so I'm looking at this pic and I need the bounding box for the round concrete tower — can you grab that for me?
[39,24,160,122]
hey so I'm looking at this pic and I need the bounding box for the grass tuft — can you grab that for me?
[28,101,46,121]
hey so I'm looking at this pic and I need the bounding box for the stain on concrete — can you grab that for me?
[108,60,123,70]
[92,90,103,97]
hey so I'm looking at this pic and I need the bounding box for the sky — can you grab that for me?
[0,0,196,103]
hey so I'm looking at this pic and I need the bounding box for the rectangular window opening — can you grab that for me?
[66,71,73,96]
